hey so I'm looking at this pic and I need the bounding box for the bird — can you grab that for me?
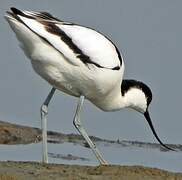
[5,7,174,165]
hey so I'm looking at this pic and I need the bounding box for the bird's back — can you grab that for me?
[5,8,122,68]
[5,8,124,109]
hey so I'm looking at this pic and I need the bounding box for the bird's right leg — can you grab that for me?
[40,87,56,163]
[73,95,108,165]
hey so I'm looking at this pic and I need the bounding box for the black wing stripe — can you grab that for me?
[11,7,120,70]
[44,22,120,70]
[44,23,103,68]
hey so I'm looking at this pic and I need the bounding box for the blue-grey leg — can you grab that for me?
[73,95,108,165]
[40,87,56,163]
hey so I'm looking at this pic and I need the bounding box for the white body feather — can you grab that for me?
[5,10,125,111]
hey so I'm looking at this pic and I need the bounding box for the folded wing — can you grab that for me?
[11,7,122,70]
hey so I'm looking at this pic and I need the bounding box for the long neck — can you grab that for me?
[91,84,127,112]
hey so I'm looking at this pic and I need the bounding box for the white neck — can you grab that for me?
[91,85,127,112]
[91,86,147,113]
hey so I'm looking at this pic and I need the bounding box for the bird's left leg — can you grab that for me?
[73,95,108,165]
[40,87,56,163]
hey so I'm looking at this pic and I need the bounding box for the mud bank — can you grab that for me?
[0,161,181,180]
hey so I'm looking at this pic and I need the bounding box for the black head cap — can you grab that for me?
[121,79,152,107]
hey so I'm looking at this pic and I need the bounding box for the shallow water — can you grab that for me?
[0,142,181,172]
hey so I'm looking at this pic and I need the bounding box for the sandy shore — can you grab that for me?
[0,120,181,180]
[0,161,181,180]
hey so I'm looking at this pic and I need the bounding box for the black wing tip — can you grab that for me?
[10,7,35,19]
[11,7,22,15]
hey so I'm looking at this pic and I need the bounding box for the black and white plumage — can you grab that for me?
[5,7,174,165]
